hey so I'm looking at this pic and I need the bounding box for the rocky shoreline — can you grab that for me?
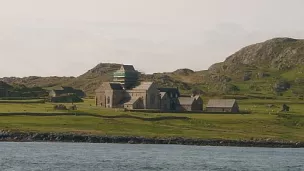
[0,131,303,148]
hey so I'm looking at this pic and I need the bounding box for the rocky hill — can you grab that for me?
[204,38,304,98]
[209,37,304,73]
[1,37,304,98]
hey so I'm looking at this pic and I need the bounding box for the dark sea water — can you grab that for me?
[0,142,303,171]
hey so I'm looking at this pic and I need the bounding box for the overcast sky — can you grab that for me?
[1,0,304,77]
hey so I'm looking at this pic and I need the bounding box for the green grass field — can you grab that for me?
[0,99,303,141]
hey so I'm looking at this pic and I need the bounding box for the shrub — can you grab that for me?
[273,80,290,92]
[221,84,240,94]
[50,94,83,103]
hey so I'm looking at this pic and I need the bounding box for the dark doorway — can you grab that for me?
[170,101,176,110]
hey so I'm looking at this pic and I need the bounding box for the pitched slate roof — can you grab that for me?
[124,97,141,105]
[52,90,65,95]
[206,99,236,108]
[74,90,86,97]
[0,81,12,89]
[121,65,135,71]
[178,96,195,105]
[109,83,124,90]
[95,82,123,92]
[61,86,74,92]
[51,86,85,97]
[132,82,154,90]
[192,95,201,100]
[158,87,180,96]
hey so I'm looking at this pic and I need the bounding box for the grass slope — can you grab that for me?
[0,99,303,141]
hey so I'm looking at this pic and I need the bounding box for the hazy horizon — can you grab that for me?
[1,0,304,77]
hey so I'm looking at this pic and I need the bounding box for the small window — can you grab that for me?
[150,94,155,104]
[107,97,110,104]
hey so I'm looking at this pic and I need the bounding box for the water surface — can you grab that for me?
[0,142,303,171]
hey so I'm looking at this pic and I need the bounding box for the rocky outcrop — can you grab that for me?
[0,130,303,148]
[81,63,121,75]
[172,69,195,76]
[210,38,304,73]
[1,37,304,96]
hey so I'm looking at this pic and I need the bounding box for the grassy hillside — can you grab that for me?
[0,99,303,141]
[1,37,304,98]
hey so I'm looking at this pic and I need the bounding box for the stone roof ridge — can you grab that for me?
[191,94,201,99]
[140,81,153,84]
[61,86,73,89]
[207,99,236,108]
[158,87,180,95]
[178,96,195,105]
[95,82,124,92]
[124,97,141,105]
[132,82,154,90]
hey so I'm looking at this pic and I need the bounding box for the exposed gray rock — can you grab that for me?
[0,131,303,148]
[209,38,304,73]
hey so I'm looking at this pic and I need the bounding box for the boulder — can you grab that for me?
[53,104,67,110]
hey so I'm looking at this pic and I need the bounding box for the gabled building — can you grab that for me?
[0,88,8,97]
[95,81,160,110]
[178,95,203,112]
[49,86,86,98]
[159,88,180,111]
[206,99,239,113]
[0,81,11,97]
[96,64,161,110]
[95,64,203,112]
[126,82,160,109]
[124,97,144,110]
[160,92,170,111]
[95,82,125,108]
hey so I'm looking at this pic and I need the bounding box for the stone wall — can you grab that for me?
[1,130,302,148]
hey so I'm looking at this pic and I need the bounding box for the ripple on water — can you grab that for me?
[0,142,303,171]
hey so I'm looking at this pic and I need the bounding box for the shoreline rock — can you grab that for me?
[0,130,303,148]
